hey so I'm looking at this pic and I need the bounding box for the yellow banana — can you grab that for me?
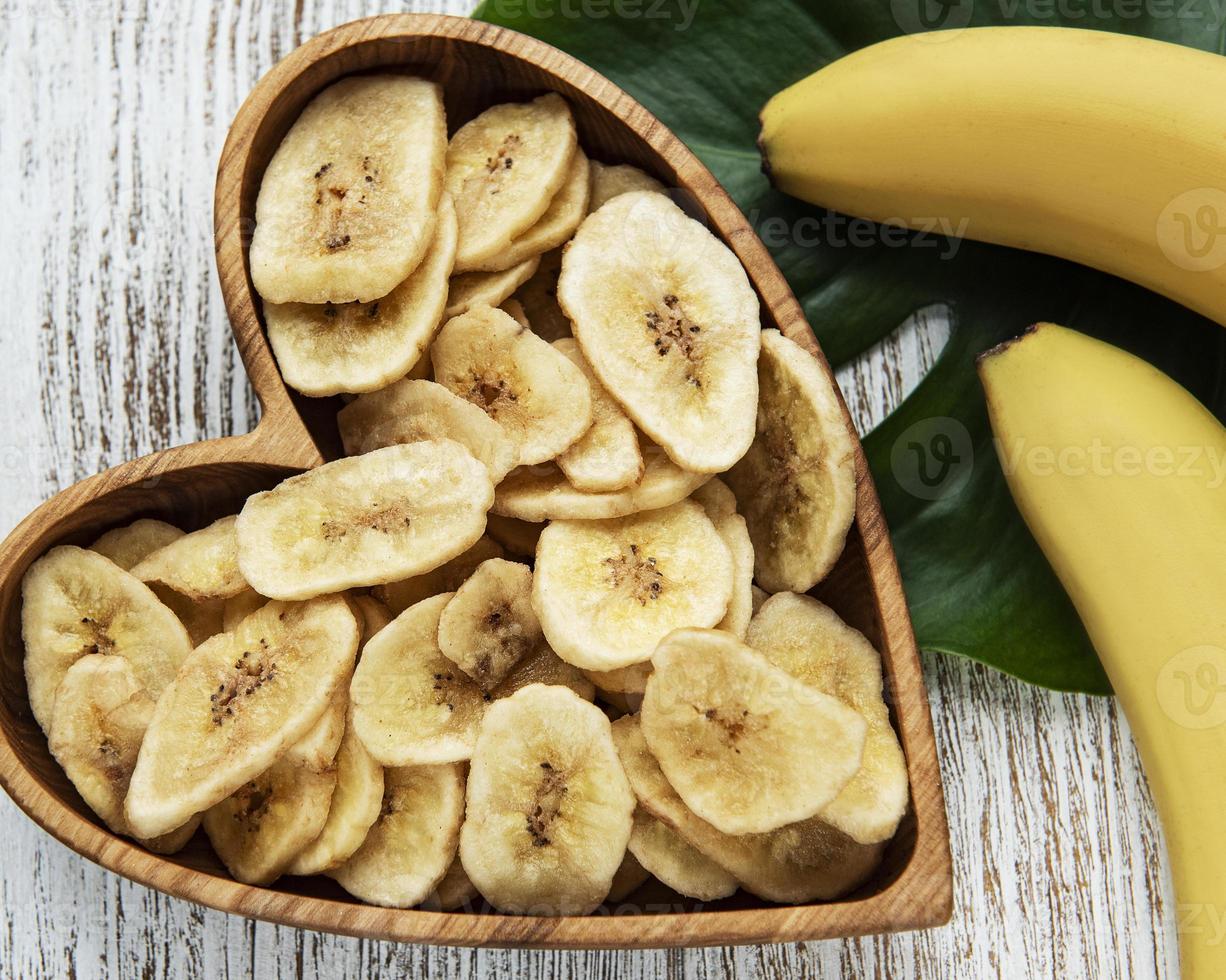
[978,323,1226,980]
[759,27,1226,327]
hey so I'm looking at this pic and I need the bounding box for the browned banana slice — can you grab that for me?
[444,255,540,319]
[457,149,590,273]
[124,595,359,839]
[493,440,709,522]
[264,194,457,396]
[129,515,248,602]
[331,763,465,908]
[445,93,577,270]
[459,684,634,915]
[628,809,738,902]
[48,655,198,853]
[587,161,665,213]
[373,536,507,616]
[726,328,857,593]
[437,559,540,690]
[492,643,596,703]
[236,442,493,600]
[532,500,733,671]
[431,305,593,467]
[90,519,184,570]
[553,338,643,492]
[511,248,571,342]
[483,513,543,559]
[640,629,867,835]
[559,191,761,473]
[746,592,909,845]
[611,715,884,903]
[337,377,515,483]
[349,593,486,766]
[22,546,193,734]
[250,75,446,305]
[606,850,651,903]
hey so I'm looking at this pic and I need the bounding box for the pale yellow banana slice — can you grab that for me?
[285,710,384,877]
[444,255,540,319]
[202,703,341,888]
[640,629,868,835]
[250,75,446,305]
[264,194,457,396]
[459,684,634,915]
[611,715,883,903]
[150,586,225,647]
[90,519,183,570]
[746,592,908,845]
[690,475,737,522]
[500,298,530,328]
[48,655,198,854]
[689,477,753,637]
[431,305,593,467]
[22,546,193,734]
[372,536,507,616]
[331,763,465,908]
[437,558,541,690]
[445,93,577,270]
[606,850,651,903]
[221,588,266,632]
[587,161,665,213]
[492,642,596,703]
[337,377,515,484]
[559,191,761,473]
[422,856,481,911]
[236,442,493,600]
[483,513,543,559]
[124,595,359,839]
[350,593,486,766]
[352,595,393,643]
[726,328,857,594]
[511,248,571,342]
[493,441,709,522]
[583,660,652,698]
[553,338,643,492]
[532,500,733,671]
[628,809,738,902]
[129,515,248,602]
[457,148,590,273]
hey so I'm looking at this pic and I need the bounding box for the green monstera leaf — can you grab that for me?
[476,0,1226,694]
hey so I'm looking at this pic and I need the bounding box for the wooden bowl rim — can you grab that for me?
[0,12,953,948]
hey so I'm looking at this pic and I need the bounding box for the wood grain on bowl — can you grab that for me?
[0,12,952,948]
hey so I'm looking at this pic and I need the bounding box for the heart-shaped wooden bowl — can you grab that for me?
[0,13,951,948]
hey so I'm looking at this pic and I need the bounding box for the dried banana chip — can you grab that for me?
[352,595,393,643]
[264,193,458,396]
[349,593,486,766]
[331,763,465,908]
[628,809,738,902]
[583,660,652,698]
[640,629,867,835]
[337,377,515,484]
[129,515,248,602]
[746,592,908,845]
[22,546,193,734]
[90,519,183,571]
[457,148,590,273]
[511,248,571,342]
[432,304,593,467]
[493,441,710,523]
[751,584,770,616]
[48,655,198,854]
[459,684,634,915]
[150,586,224,647]
[587,160,665,213]
[283,687,347,771]
[236,442,494,600]
[726,329,856,593]
[285,711,384,877]
[553,338,643,492]
[483,513,543,559]
[612,715,883,903]
[221,588,266,633]
[424,858,481,912]
[500,297,530,328]
[443,255,539,319]
[532,500,733,671]
[492,643,596,703]
[124,595,359,839]
[438,559,540,690]
[250,75,446,304]
[606,850,651,903]
[690,476,737,522]
[446,93,577,270]
[373,536,507,616]
[689,477,753,637]
[559,191,760,473]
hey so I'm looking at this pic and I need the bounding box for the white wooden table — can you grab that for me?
[0,1,1175,976]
